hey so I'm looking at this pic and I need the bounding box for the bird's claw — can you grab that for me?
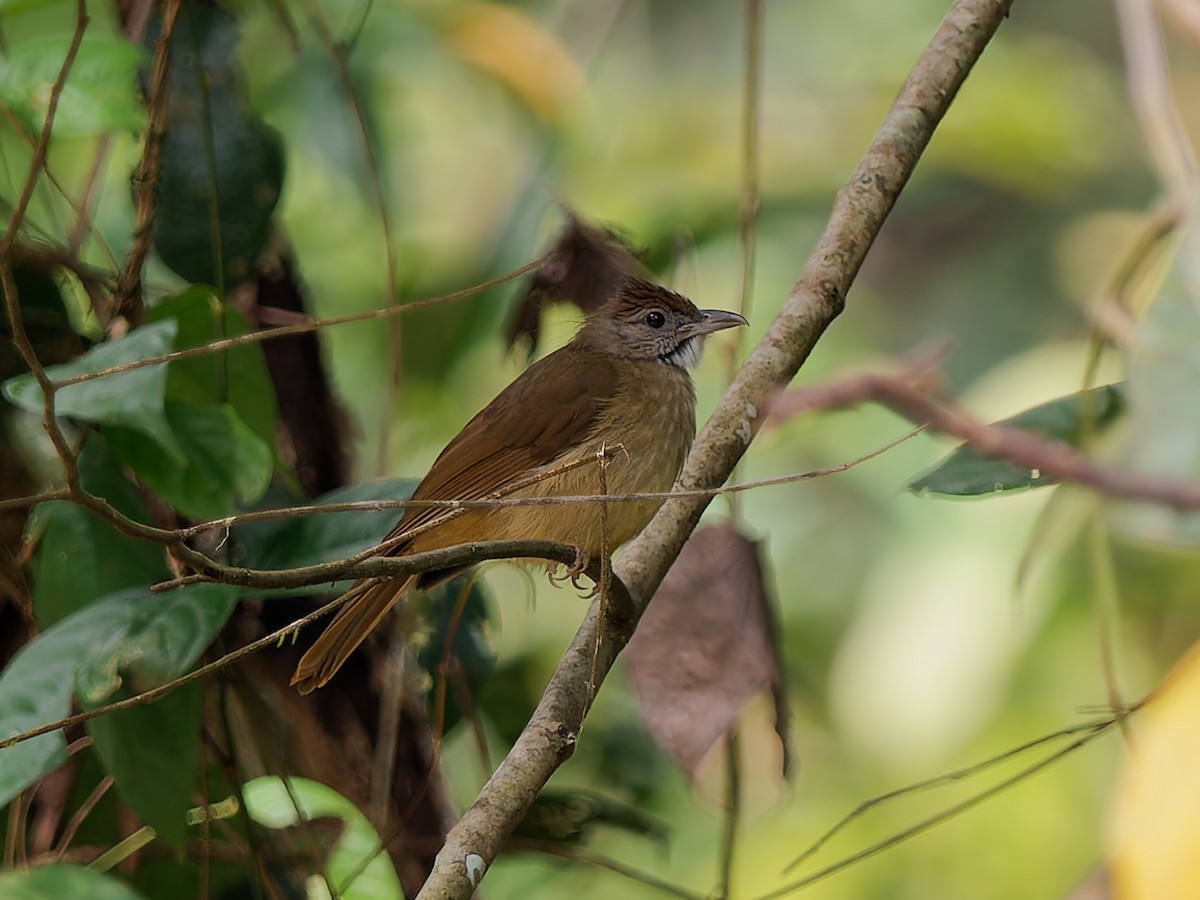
[547,548,591,593]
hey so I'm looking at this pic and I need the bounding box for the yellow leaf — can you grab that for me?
[442,3,586,123]
[1109,643,1200,900]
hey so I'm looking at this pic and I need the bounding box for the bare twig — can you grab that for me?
[51,775,114,859]
[760,709,1136,899]
[114,0,182,322]
[0,543,626,754]
[296,0,402,476]
[1,0,90,501]
[153,538,581,591]
[1115,0,1197,194]
[507,838,706,900]
[52,254,550,390]
[775,368,1200,510]
[716,731,742,899]
[415,2,1018,896]
[726,0,765,528]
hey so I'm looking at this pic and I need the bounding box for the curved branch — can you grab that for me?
[153,539,587,591]
[416,0,1018,896]
[0,544,630,754]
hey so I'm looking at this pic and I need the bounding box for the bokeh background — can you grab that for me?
[5,0,1200,896]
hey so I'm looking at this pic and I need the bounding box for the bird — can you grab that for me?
[291,275,747,693]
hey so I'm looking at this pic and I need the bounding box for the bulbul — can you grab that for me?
[291,276,747,693]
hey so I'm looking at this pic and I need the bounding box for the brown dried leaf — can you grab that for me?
[508,212,648,353]
[626,524,789,780]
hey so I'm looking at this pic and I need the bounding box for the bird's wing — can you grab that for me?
[383,347,619,550]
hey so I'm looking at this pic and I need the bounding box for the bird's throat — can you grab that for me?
[662,336,701,369]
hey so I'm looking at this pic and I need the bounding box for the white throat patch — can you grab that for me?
[664,336,702,369]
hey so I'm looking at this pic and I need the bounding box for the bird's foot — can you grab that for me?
[547,548,590,592]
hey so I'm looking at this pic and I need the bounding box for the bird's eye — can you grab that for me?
[645,310,666,328]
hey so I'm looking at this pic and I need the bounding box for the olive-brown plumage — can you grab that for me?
[291,276,746,693]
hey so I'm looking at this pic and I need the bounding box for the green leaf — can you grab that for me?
[29,436,169,627]
[243,776,404,900]
[105,402,272,520]
[416,576,495,731]
[240,479,418,576]
[147,287,279,446]
[0,34,146,136]
[72,585,238,702]
[1117,216,1200,543]
[87,682,200,849]
[2,319,181,460]
[0,584,237,808]
[0,865,147,900]
[150,5,284,288]
[909,384,1125,497]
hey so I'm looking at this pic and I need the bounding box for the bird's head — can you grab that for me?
[576,276,747,368]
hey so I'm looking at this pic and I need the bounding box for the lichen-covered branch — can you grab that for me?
[416,0,1019,896]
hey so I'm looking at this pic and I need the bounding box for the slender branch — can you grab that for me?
[781,711,1134,874]
[506,839,705,900]
[775,368,1200,509]
[726,0,764,527]
[153,538,583,591]
[415,1,1018,896]
[754,714,1128,899]
[114,0,182,322]
[51,254,550,389]
[0,545,630,754]
[295,0,403,476]
[716,731,741,899]
[0,0,91,500]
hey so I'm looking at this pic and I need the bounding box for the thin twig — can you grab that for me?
[151,435,912,592]
[507,838,706,900]
[782,712,1135,874]
[775,369,1200,510]
[0,0,91,499]
[727,0,764,527]
[1115,0,1197,193]
[716,730,741,899]
[757,712,1134,899]
[53,254,550,389]
[297,0,402,476]
[115,0,182,322]
[52,775,114,859]
[0,545,628,755]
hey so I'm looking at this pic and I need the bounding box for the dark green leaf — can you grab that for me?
[0,584,236,807]
[150,5,284,288]
[416,576,495,731]
[87,682,200,849]
[240,479,418,577]
[105,402,272,520]
[514,789,668,846]
[72,584,238,702]
[908,384,1125,497]
[0,865,147,900]
[147,287,279,445]
[2,319,181,460]
[29,436,169,627]
[0,35,146,136]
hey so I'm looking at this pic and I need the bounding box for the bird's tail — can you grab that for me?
[290,576,414,694]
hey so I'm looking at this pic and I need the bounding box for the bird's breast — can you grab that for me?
[476,361,696,555]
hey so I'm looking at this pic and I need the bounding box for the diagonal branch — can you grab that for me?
[416,0,1019,896]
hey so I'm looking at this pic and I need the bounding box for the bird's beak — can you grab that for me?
[685,309,749,337]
